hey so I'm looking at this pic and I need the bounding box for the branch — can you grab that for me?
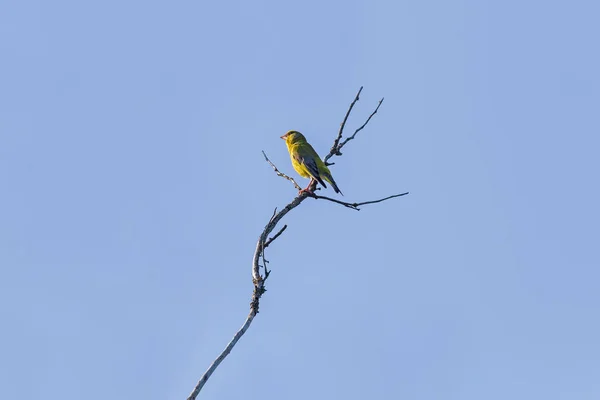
[335,97,384,158]
[186,314,253,400]
[263,224,288,249]
[324,90,383,164]
[262,150,302,190]
[311,192,409,211]
[187,87,406,399]
[186,192,311,400]
[327,86,363,163]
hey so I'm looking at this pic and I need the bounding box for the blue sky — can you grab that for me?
[1,0,599,399]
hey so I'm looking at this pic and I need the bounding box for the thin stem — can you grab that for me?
[335,97,384,156]
[262,151,302,190]
[326,86,363,163]
[312,192,409,211]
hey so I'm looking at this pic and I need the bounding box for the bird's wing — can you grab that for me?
[299,154,320,179]
[294,151,327,187]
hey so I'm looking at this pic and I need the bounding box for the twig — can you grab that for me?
[263,225,288,249]
[335,97,384,157]
[327,86,363,163]
[324,89,383,164]
[311,192,409,211]
[262,151,302,190]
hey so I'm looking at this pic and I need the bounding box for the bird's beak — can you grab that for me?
[280,134,287,139]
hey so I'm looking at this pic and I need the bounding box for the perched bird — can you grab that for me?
[281,130,343,195]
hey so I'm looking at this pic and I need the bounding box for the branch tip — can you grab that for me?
[325,88,383,163]
[263,151,302,191]
[313,192,409,211]
[263,224,288,249]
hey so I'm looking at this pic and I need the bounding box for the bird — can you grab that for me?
[280,130,343,195]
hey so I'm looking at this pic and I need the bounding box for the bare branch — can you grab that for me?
[335,97,384,158]
[327,86,363,162]
[311,191,409,211]
[186,315,254,400]
[187,88,407,399]
[187,192,312,400]
[262,151,302,190]
[325,89,383,164]
[263,225,288,249]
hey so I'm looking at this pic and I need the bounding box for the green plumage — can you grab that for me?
[281,131,343,195]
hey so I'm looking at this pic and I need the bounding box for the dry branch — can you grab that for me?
[262,150,302,190]
[186,88,407,399]
[311,191,409,211]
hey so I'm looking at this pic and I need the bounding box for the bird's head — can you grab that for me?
[280,130,306,145]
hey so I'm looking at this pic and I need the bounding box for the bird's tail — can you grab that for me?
[323,172,343,195]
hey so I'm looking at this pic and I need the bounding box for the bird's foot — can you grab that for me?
[298,187,316,196]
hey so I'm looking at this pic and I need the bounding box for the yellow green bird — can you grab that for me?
[280,130,343,195]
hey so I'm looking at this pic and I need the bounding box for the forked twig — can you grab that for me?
[324,88,383,164]
[327,86,363,163]
[334,97,384,158]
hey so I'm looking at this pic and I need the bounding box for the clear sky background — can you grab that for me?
[1,1,599,399]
